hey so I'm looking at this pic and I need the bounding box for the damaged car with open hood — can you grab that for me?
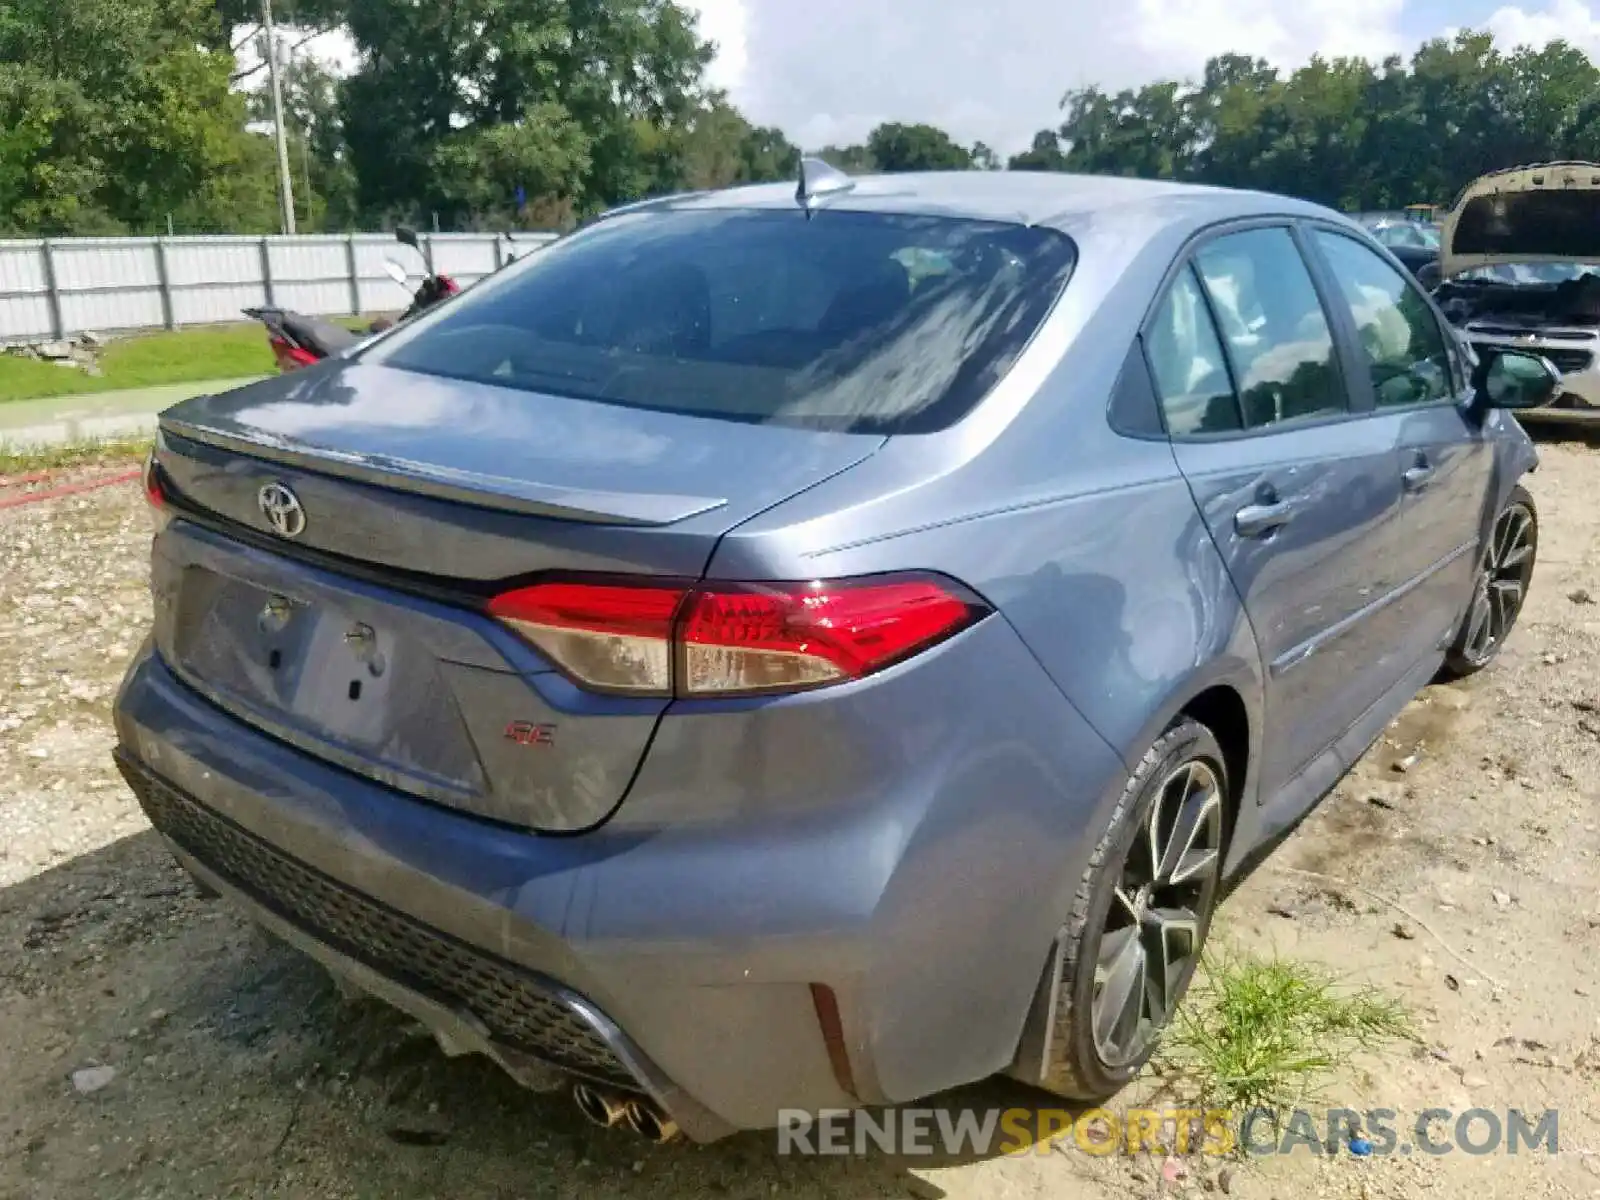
[1432,161,1600,424]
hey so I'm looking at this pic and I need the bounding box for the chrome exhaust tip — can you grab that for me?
[571,1081,628,1129]
[623,1097,680,1144]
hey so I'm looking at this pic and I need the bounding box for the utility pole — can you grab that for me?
[262,0,296,234]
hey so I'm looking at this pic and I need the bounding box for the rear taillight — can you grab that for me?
[488,581,685,695]
[142,451,171,532]
[487,574,988,698]
[141,451,164,507]
[678,579,981,694]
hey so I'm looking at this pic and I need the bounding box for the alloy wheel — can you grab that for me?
[1091,759,1224,1068]
[1462,502,1535,666]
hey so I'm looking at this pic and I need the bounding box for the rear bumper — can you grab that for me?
[113,628,1127,1134]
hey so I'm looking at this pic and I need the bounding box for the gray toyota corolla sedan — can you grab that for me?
[114,161,1552,1142]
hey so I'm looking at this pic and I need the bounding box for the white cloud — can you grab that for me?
[1482,0,1600,55]
[716,0,1410,155]
[683,0,749,94]
[1131,0,1407,75]
[238,0,1600,162]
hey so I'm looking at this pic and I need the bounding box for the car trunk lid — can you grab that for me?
[148,362,882,831]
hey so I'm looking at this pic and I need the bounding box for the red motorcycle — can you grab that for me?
[244,226,461,373]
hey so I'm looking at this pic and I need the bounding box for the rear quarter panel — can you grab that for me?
[698,214,1269,1094]
[709,199,1267,796]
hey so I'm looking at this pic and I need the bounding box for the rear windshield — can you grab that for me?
[371,208,1077,435]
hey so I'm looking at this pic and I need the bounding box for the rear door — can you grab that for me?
[1304,227,1493,669]
[1149,224,1404,799]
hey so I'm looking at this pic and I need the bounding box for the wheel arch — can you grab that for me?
[1178,684,1251,829]
[1006,672,1258,1092]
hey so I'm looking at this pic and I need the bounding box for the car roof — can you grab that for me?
[609,171,1344,235]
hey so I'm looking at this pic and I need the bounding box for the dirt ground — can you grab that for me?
[2,436,1598,1200]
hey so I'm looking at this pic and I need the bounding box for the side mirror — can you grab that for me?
[1471,349,1560,413]
[394,226,420,250]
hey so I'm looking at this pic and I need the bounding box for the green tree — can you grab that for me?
[865,122,973,171]
[1007,26,1598,212]
[1008,129,1070,172]
[246,48,360,228]
[970,141,1000,170]
[1057,82,1196,180]
[816,143,876,173]
[339,0,712,224]
[1189,55,1284,190]
[0,70,113,232]
[428,106,591,229]
[0,0,279,233]
[679,96,799,189]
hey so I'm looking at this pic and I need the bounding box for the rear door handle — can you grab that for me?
[1403,464,1435,492]
[1234,499,1296,538]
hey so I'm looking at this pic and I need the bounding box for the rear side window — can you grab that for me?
[372,209,1077,435]
[1146,267,1241,435]
[1311,230,1453,409]
[1193,228,1348,429]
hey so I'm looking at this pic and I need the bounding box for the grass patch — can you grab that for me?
[0,436,152,475]
[0,325,276,401]
[1161,947,1414,1114]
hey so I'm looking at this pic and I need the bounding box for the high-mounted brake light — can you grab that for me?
[487,574,988,698]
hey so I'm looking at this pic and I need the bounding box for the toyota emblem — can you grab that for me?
[257,482,306,538]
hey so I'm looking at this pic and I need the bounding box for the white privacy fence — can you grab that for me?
[0,232,558,344]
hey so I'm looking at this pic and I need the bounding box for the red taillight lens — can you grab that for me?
[142,451,171,533]
[487,575,987,698]
[488,581,688,694]
[679,579,980,694]
[142,451,165,508]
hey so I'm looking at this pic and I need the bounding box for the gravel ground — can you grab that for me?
[1,440,1598,1199]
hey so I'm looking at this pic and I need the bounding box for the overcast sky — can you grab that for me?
[683,0,1600,153]
[284,0,1600,156]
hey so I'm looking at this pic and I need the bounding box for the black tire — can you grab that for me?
[1038,718,1228,1100]
[1440,485,1537,680]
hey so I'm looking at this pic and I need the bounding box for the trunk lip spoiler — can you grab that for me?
[157,417,729,527]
